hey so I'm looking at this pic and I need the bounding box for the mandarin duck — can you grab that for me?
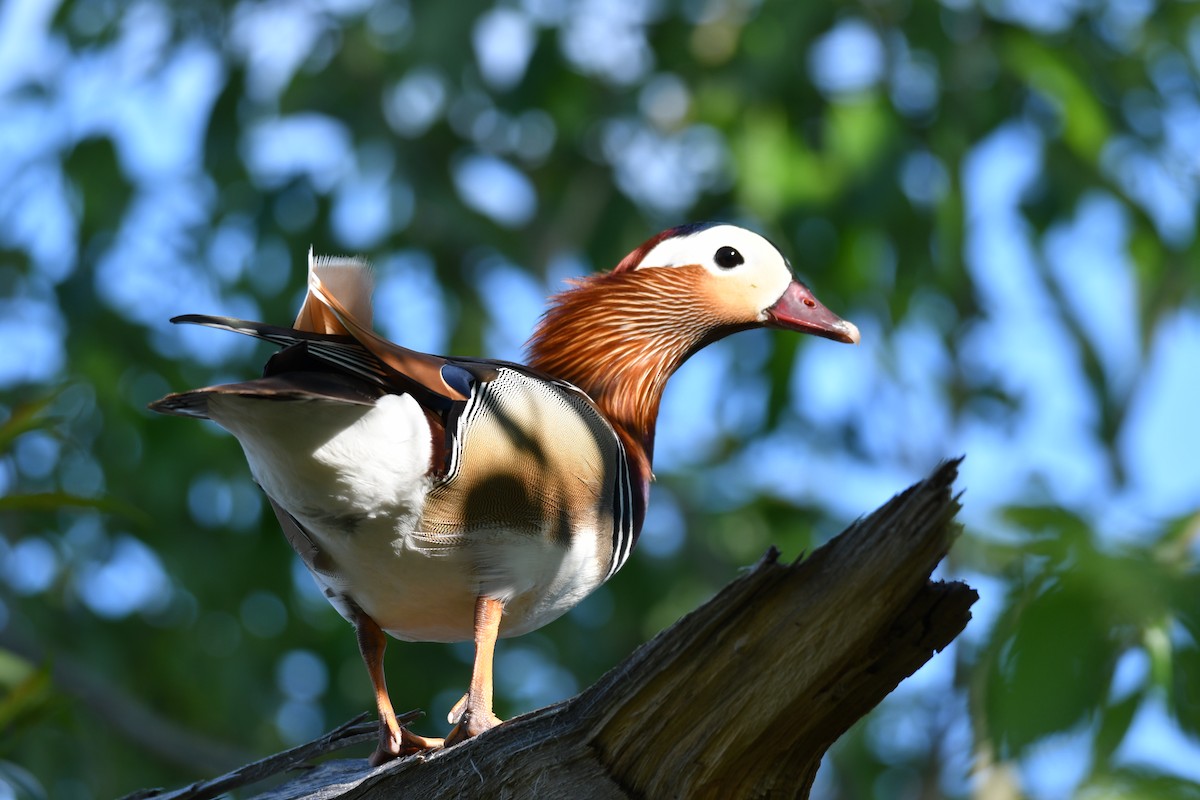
[150,223,859,764]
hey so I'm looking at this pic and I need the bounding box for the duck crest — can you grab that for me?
[611,222,717,274]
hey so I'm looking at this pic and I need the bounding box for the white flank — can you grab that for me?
[208,392,431,525]
[205,372,617,644]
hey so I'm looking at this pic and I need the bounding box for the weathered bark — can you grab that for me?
[144,458,974,800]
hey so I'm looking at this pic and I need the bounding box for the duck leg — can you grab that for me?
[351,605,443,765]
[445,595,505,745]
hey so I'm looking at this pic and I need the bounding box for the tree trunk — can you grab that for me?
[146,458,974,800]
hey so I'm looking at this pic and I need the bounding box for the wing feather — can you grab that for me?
[293,250,374,336]
[305,260,470,403]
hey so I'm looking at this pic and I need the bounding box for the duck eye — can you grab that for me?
[714,246,744,269]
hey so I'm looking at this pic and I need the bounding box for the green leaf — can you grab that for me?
[1002,504,1091,548]
[985,582,1118,757]
[733,107,842,215]
[825,94,891,177]
[1147,624,1174,693]
[1154,511,1200,564]
[0,393,62,455]
[0,492,150,528]
[1093,686,1144,766]
[1002,33,1111,160]
[1171,641,1200,737]
[1080,769,1200,800]
[0,660,54,741]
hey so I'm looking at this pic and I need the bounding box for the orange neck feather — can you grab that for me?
[525,265,747,470]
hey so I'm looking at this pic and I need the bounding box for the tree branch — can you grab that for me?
[143,458,975,799]
[120,711,421,800]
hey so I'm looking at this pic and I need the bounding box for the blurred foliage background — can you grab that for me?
[0,0,1198,797]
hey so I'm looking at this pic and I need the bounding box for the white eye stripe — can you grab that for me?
[635,225,775,271]
[631,224,796,314]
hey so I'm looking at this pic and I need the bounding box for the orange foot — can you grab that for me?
[444,691,504,746]
[368,714,444,766]
[444,707,502,747]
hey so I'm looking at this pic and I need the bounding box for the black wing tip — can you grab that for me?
[146,392,211,419]
[169,313,240,326]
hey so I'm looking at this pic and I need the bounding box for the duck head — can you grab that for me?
[526,223,859,465]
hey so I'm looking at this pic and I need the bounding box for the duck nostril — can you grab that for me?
[803,298,815,308]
